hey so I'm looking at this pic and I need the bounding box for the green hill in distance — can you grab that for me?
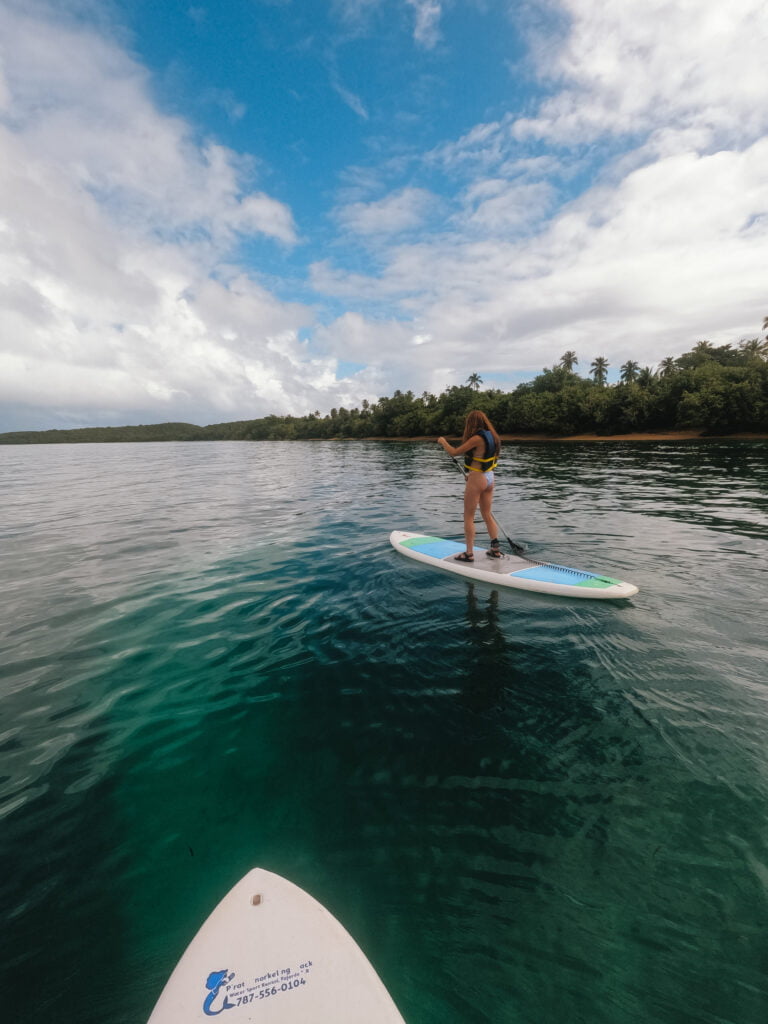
[3,337,767,443]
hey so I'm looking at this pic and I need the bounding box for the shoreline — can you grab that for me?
[312,430,768,442]
[2,430,766,446]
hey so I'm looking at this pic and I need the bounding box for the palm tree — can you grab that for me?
[466,373,483,391]
[693,340,714,359]
[658,356,677,377]
[620,360,640,384]
[739,338,768,359]
[559,351,578,372]
[637,366,656,387]
[590,356,609,386]
[762,315,768,335]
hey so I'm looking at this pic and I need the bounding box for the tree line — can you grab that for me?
[2,326,767,444]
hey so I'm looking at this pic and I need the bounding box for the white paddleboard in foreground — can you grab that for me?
[390,530,638,600]
[147,868,406,1023]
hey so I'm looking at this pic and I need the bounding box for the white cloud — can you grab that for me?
[428,2,768,173]
[514,0,768,146]
[310,259,419,299]
[458,178,555,234]
[329,73,370,120]
[333,0,443,53]
[333,0,384,24]
[406,0,443,49]
[234,193,298,244]
[313,0,768,392]
[2,0,768,429]
[0,5,302,251]
[314,311,413,360]
[0,3,379,428]
[3,13,293,244]
[428,118,509,173]
[314,136,768,379]
[335,186,437,235]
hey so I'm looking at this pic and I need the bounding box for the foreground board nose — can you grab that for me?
[147,868,406,1023]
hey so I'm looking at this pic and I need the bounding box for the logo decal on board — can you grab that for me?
[201,962,312,1015]
[203,970,235,1016]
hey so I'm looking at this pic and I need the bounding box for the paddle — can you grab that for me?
[446,452,526,557]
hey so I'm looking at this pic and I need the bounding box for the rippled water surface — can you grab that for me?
[2,439,768,1024]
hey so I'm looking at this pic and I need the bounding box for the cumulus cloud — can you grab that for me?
[0,2,372,429]
[428,2,768,171]
[335,187,437,235]
[427,119,511,173]
[313,0,768,390]
[314,134,768,382]
[2,0,768,428]
[458,179,555,234]
[2,10,297,246]
[514,0,768,146]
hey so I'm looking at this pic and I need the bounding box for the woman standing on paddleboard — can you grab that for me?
[438,410,501,562]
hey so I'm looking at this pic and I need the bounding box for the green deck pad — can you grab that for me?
[576,575,621,588]
[401,536,466,559]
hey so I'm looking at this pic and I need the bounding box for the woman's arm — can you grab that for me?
[437,435,481,458]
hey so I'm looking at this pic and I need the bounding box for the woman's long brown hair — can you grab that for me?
[462,410,501,454]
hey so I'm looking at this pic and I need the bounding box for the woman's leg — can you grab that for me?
[478,481,497,543]
[463,474,485,554]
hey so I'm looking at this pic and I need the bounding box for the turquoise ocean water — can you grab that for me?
[2,439,768,1023]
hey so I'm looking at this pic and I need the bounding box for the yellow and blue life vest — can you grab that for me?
[464,429,498,473]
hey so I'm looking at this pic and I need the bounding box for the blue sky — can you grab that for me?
[1,0,767,429]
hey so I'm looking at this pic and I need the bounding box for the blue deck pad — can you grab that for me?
[402,537,466,559]
[510,565,592,585]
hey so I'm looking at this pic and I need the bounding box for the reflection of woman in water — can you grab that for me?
[462,584,507,713]
[438,410,501,562]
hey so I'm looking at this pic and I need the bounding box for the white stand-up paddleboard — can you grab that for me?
[147,869,406,1023]
[390,531,638,600]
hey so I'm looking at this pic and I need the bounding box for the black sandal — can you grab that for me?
[454,551,474,562]
[487,538,502,559]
